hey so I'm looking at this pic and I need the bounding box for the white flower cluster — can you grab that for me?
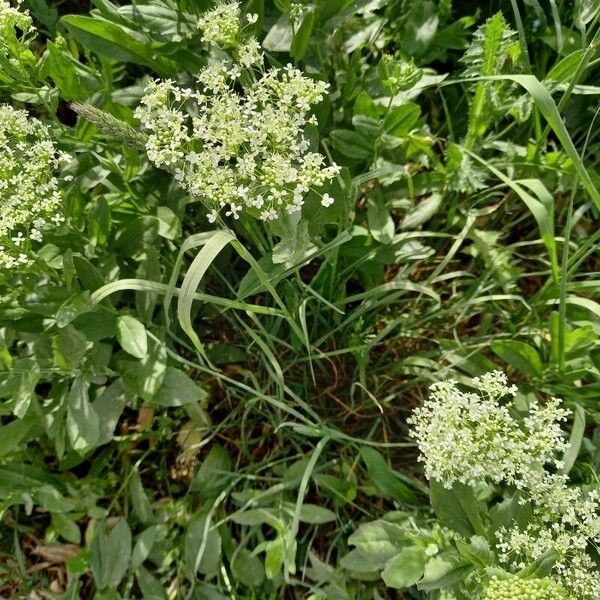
[409,371,600,598]
[197,1,241,47]
[496,483,600,598]
[0,105,69,270]
[483,575,567,600]
[408,371,569,491]
[135,3,339,224]
[0,0,33,58]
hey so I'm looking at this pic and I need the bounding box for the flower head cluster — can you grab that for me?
[408,371,569,491]
[197,1,241,47]
[0,105,69,270]
[496,485,600,598]
[136,4,339,224]
[483,575,568,600]
[0,0,34,63]
[409,371,600,598]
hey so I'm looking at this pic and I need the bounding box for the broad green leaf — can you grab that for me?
[231,549,265,587]
[339,548,383,573]
[330,129,373,160]
[130,471,153,524]
[381,547,426,588]
[384,103,421,136]
[66,379,99,455]
[490,339,543,377]
[263,14,293,52]
[62,15,160,68]
[136,565,168,600]
[401,193,443,229]
[361,447,418,504]
[117,315,148,359]
[348,520,405,566]
[297,504,337,524]
[0,418,33,457]
[184,513,221,578]
[190,445,231,496]
[90,519,132,589]
[151,367,207,407]
[417,556,472,591]
[367,194,394,244]
[429,481,484,537]
[131,526,158,569]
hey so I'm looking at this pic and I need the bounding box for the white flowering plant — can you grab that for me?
[349,371,599,599]
[0,104,69,271]
[133,2,341,228]
[1,0,600,599]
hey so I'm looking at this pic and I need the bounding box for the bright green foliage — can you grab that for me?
[0,0,599,598]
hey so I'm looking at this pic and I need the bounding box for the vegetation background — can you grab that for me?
[0,0,599,598]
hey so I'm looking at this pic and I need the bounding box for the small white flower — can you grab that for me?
[11,232,24,246]
[207,209,219,223]
[225,203,241,219]
[29,228,42,242]
[320,193,334,207]
[246,12,258,24]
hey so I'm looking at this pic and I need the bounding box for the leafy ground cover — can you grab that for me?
[1,0,600,598]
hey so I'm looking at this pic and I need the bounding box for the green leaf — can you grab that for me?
[130,471,153,524]
[361,447,418,504]
[297,504,337,524]
[490,339,543,377]
[401,193,443,229]
[264,538,283,579]
[381,547,426,589]
[66,379,99,455]
[330,129,373,160]
[151,367,207,408]
[348,520,405,566]
[231,549,265,587]
[131,526,158,569]
[367,194,394,244]
[136,565,168,600]
[184,512,221,578]
[0,418,34,457]
[90,519,132,589]
[429,481,484,537]
[117,315,148,359]
[177,230,235,358]
[417,556,472,591]
[62,15,159,68]
[290,9,314,60]
[52,326,88,370]
[384,103,421,136]
[561,404,585,475]
[190,445,231,495]
[155,206,181,240]
[262,14,293,52]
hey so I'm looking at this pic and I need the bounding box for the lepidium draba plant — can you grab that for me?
[134,1,340,225]
[0,104,69,270]
[349,371,599,599]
